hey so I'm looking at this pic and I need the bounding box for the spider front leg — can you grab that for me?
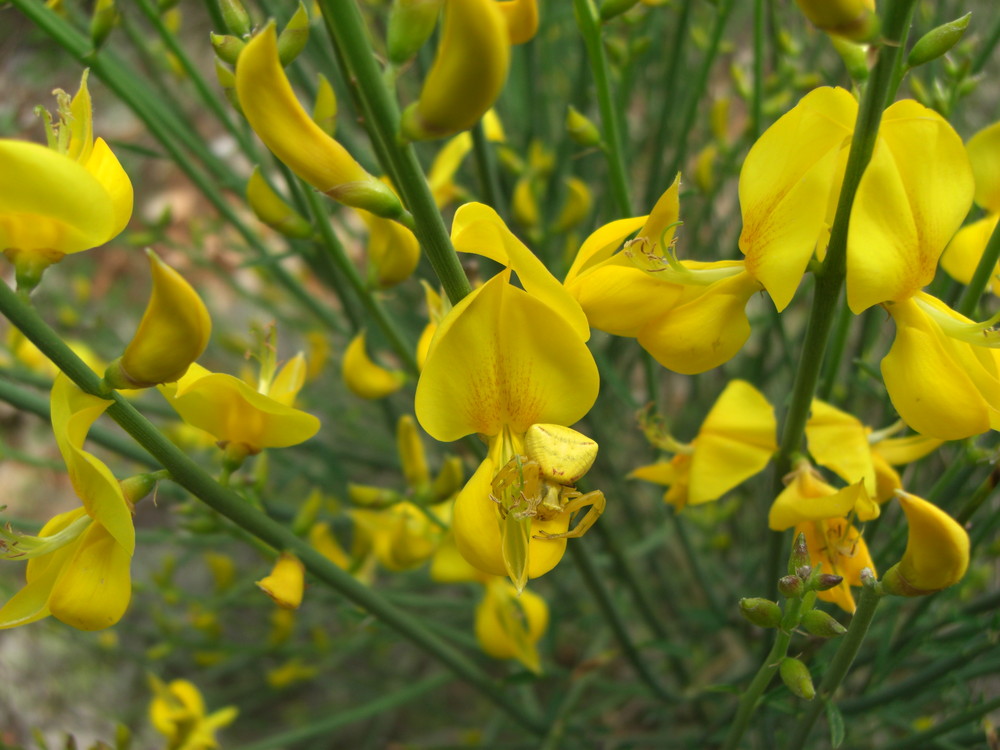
[533,490,605,540]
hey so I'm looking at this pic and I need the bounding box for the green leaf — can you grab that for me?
[825,698,846,748]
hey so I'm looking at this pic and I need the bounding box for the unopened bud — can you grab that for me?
[779,657,816,700]
[815,573,844,591]
[90,0,119,50]
[430,455,464,501]
[788,532,810,575]
[908,13,971,69]
[341,331,406,400]
[599,0,641,21]
[387,0,443,65]
[830,34,870,82]
[119,471,166,506]
[291,488,324,536]
[800,609,848,637]
[566,106,602,147]
[347,483,401,508]
[211,32,245,65]
[313,74,337,137]
[778,574,804,598]
[277,3,309,66]
[246,166,314,239]
[739,598,783,628]
[397,415,430,490]
[795,0,879,43]
[220,0,252,37]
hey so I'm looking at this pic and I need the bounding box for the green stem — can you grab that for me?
[315,0,472,305]
[956,464,999,524]
[572,0,632,216]
[765,0,918,592]
[956,216,1000,318]
[720,596,804,750]
[300,187,420,376]
[240,673,452,750]
[783,576,884,750]
[0,279,543,736]
[567,541,675,702]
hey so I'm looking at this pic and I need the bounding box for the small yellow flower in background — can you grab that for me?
[739,87,972,314]
[267,657,319,689]
[149,676,237,750]
[256,552,305,609]
[416,261,601,590]
[794,0,878,42]
[203,552,237,594]
[308,521,351,570]
[881,292,1000,440]
[769,461,879,613]
[416,281,449,370]
[632,380,777,510]
[400,0,511,141]
[882,491,970,597]
[427,110,505,208]
[341,331,406,399]
[352,500,450,572]
[235,23,404,220]
[475,578,549,673]
[941,120,1000,294]
[357,204,421,288]
[105,250,211,389]
[160,328,319,458]
[5,328,106,379]
[0,374,134,630]
[1,70,132,289]
[246,166,314,239]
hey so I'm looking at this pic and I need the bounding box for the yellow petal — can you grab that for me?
[940,214,1000,292]
[882,297,996,440]
[637,270,760,374]
[690,380,776,505]
[452,203,590,341]
[769,472,863,531]
[739,87,856,311]
[82,137,133,240]
[415,272,599,441]
[342,331,406,400]
[400,0,510,140]
[428,132,473,207]
[269,352,308,406]
[874,434,943,465]
[256,552,305,609]
[236,24,401,217]
[847,100,974,312]
[429,532,484,583]
[48,521,132,630]
[883,491,969,595]
[496,0,539,45]
[246,166,314,238]
[162,363,321,451]
[0,140,116,255]
[118,250,211,388]
[360,209,421,288]
[50,374,135,554]
[565,215,647,284]
[967,120,1000,213]
[805,399,875,496]
[308,521,350,569]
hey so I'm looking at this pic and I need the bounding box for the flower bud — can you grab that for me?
[347,484,402,509]
[815,573,845,591]
[236,24,405,220]
[397,415,430,490]
[291,488,324,536]
[788,532,810,575]
[90,0,119,50]
[907,13,971,69]
[475,580,549,673]
[107,250,211,389]
[778,574,804,598]
[211,32,245,65]
[794,0,879,42]
[830,35,870,82]
[387,0,443,65]
[780,657,816,700]
[246,166,313,239]
[800,609,847,637]
[739,597,782,628]
[599,0,641,21]
[119,471,163,506]
[277,3,310,66]
[400,0,510,141]
[566,106,602,148]
[214,59,241,112]
[430,455,464,501]
[341,331,406,400]
[554,177,593,232]
[882,491,970,597]
[256,552,305,609]
[220,0,252,37]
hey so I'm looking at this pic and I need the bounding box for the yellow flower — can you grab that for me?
[0,374,134,630]
[351,500,449,572]
[769,462,879,613]
[739,87,973,313]
[160,359,320,455]
[631,380,777,510]
[341,331,406,400]
[149,676,237,750]
[400,0,511,141]
[415,269,600,590]
[235,23,403,219]
[941,120,1000,294]
[794,0,878,41]
[256,552,305,609]
[107,250,211,389]
[475,578,549,673]
[881,292,1000,440]
[882,491,970,597]
[358,205,421,288]
[1,70,132,287]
